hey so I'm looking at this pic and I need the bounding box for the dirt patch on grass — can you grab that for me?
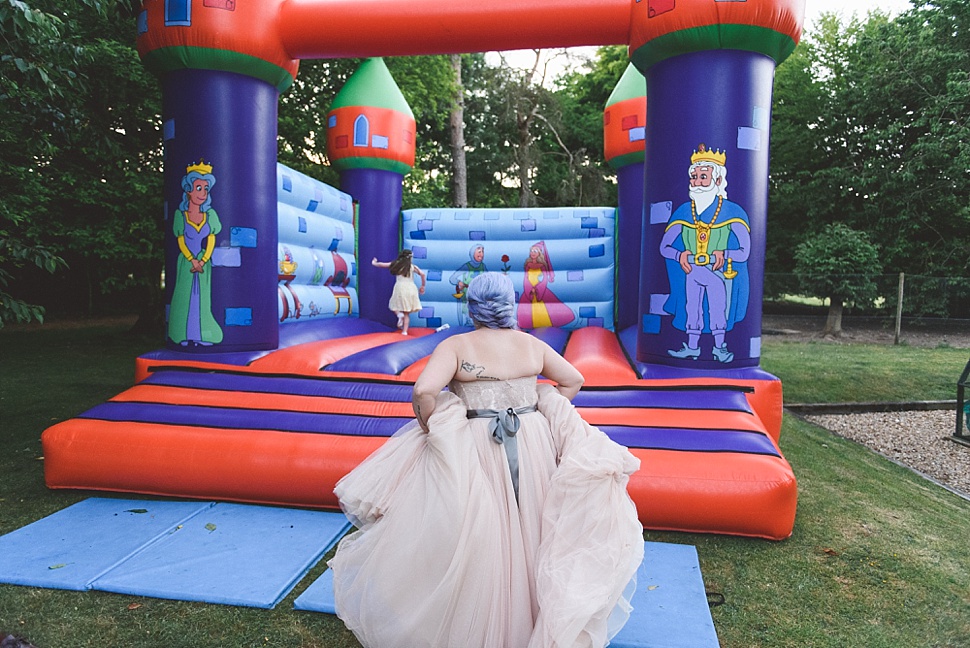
[763,314,970,349]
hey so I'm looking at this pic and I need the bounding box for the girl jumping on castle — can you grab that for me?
[372,249,427,335]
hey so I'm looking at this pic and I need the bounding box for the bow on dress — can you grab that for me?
[466,405,537,501]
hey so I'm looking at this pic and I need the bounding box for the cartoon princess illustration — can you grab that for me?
[168,159,223,346]
[516,241,574,329]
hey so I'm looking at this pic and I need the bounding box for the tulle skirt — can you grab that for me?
[329,383,643,648]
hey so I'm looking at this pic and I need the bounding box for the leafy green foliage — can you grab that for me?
[40,10,163,316]
[277,57,359,186]
[0,0,105,326]
[794,222,882,308]
[277,55,459,210]
[543,46,627,207]
[769,3,970,288]
[0,238,65,325]
[458,47,623,209]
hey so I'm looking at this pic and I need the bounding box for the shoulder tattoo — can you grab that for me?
[460,360,498,380]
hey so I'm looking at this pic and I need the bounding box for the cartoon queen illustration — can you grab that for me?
[168,159,224,347]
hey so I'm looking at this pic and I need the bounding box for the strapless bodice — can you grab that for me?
[448,376,538,411]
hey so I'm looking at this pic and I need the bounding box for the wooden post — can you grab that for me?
[894,272,905,345]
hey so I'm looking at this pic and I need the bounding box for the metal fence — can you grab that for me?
[764,273,970,320]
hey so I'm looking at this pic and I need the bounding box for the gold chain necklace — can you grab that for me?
[689,196,723,264]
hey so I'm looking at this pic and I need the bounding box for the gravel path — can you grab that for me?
[801,409,970,499]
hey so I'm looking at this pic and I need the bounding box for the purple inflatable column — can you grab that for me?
[340,169,406,325]
[326,59,416,326]
[159,70,280,352]
[629,1,805,369]
[136,0,299,352]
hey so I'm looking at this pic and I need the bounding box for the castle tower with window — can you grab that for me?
[326,58,416,324]
[326,58,416,175]
[604,63,647,330]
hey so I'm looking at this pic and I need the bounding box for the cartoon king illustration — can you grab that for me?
[660,144,751,363]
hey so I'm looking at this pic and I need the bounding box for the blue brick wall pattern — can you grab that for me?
[401,207,616,330]
[276,164,353,223]
[225,308,253,327]
[230,227,258,248]
[275,164,358,325]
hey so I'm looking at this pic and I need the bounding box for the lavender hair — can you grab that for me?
[466,272,517,329]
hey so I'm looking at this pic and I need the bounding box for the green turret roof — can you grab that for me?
[331,58,414,117]
[605,64,646,108]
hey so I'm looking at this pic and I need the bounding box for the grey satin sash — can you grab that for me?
[466,405,537,502]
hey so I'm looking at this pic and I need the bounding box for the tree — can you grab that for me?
[277,57,361,188]
[489,50,558,207]
[385,56,459,210]
[0,0,104,325]
[837,0,970,279]
[278,55,459,210]
[794,223,882,335]
[461,53,520,207]
[43,7,163,325]
[769,3,970,291]
[449,54,468,208]
[0,1,168,328]
[460,47,623,209]
[766,14,884,277]
[766,37,827,285]
[546,45,628,207]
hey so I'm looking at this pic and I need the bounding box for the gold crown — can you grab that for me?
[690,143,726,167]
[186,158,213,175]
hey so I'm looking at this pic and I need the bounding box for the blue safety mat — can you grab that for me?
[610,542,720,648]
[91,503,350,608]
[0,498,351,609]
[294,541,720,648]
[293,568,337,613]
[0,498,213,590]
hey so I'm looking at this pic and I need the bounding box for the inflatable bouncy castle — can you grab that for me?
[42,0,806,540]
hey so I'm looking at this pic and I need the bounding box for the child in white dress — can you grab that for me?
[372,249,426,335]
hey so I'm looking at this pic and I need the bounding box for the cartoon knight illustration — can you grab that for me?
[449,244,487,326]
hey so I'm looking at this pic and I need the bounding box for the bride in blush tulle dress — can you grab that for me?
[328,272,643,648]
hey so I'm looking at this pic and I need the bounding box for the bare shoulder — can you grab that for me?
[500,329,549,352]
[431,333,461,355]
[517,329,554,352]
[500,329,549,363]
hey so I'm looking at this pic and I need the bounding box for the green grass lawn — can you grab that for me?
[1,323,968,647]
[761,339,967,404]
